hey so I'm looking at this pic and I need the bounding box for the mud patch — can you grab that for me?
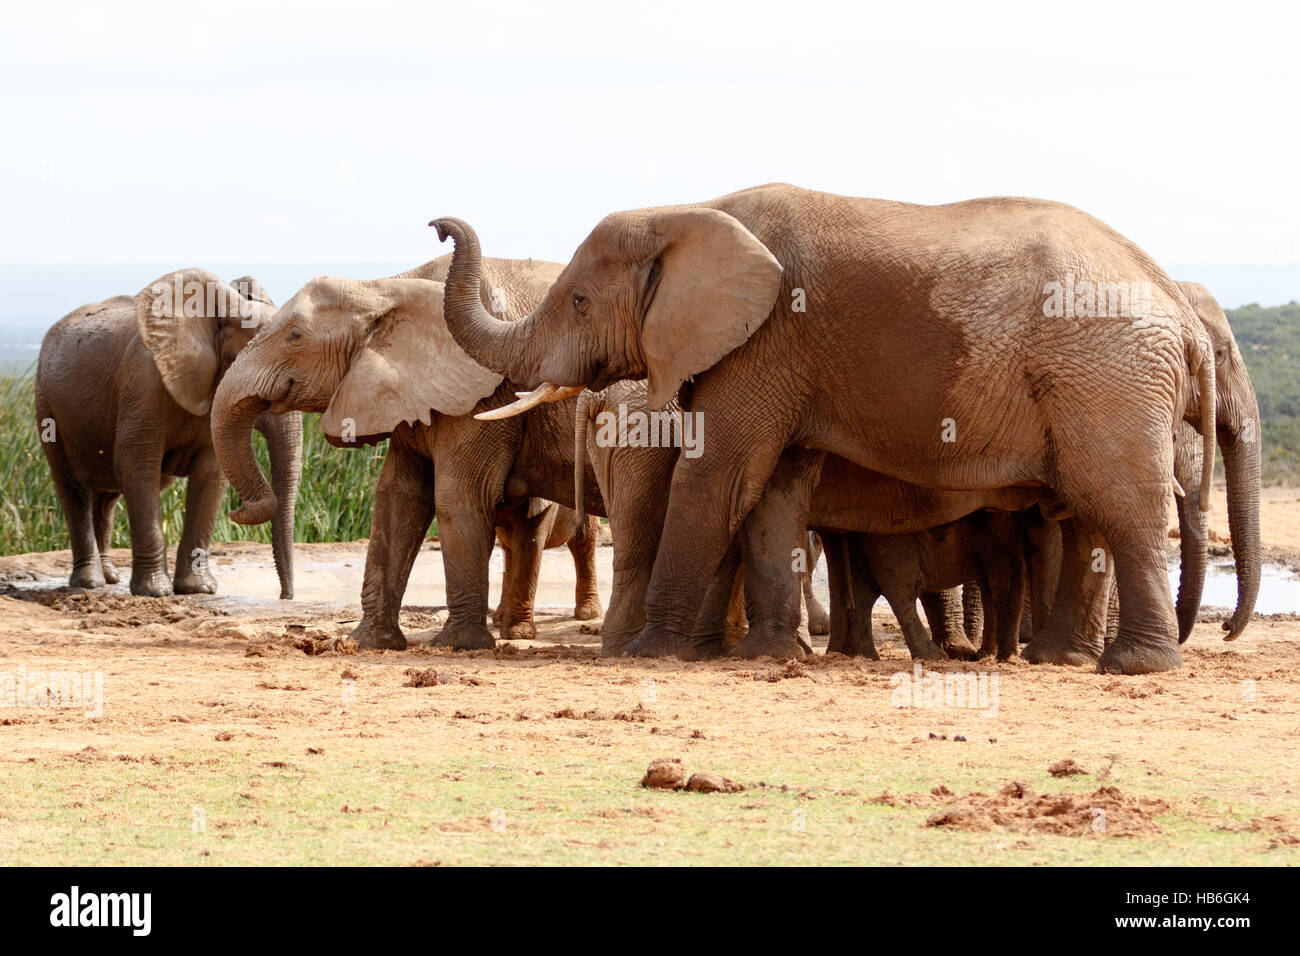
[915,784,1170,837]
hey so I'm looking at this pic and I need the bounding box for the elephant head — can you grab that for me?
[210,273,502,528]
[135,268,302,599]
[1177,281,1262,640]
[430,210,782,412]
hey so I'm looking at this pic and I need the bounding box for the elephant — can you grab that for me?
[821,508,1031,662]
[491,500,602,641]
[211,256,605,651]
[1020,280,1261,663]
[34,270,301,598]
[431,183,1239,675]
[575,380,1037,659]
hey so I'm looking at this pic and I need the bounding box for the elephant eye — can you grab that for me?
[287,329,302,343]
[1214,347,1227,364]
[572,292,590,315]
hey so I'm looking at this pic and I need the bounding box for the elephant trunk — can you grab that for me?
[1173,430,1207,643]
[430,217,537,385]
[212,360,277,526]
[254,408,302,600]
[574,389,592,525]
[1219,422,1262,640]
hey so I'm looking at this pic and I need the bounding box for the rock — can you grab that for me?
[685,772,744,794]
[640,758,687,790]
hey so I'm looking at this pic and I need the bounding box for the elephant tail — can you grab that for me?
[1191,337,1216,513]
[574,388,592,525]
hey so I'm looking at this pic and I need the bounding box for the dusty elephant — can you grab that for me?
[1021,280,1260,663]
[212,256,604,650]
[35,270,301,598]
[432,184,1233,674]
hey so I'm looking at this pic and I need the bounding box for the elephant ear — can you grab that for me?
[640,208,783,410]
[135,268,229,416]
[230,276,274,307]
[321,279,504,444]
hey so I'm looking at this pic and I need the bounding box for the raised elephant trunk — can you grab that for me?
[430,217,536,386]
[212,360,277,527]
[1219,421,1262,640]
[254,408,302,600]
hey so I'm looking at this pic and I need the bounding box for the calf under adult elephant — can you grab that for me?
[35,270,301,598]
[212,256,604,651]
[432,183,1241,674]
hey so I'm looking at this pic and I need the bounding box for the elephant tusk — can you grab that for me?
[1172,477,1186,498]
[476,382,584,420]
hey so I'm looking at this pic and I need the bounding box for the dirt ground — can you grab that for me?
[0,487,1296,865]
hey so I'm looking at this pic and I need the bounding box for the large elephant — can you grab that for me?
[211,256,604,651]
[431,184,1232,674]
[1021,280,1261,663]
[35,270,301,598]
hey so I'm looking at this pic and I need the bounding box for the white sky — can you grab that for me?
[2,0,1296,267]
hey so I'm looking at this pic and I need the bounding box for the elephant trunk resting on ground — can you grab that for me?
[433,183,1233,674]
[36,269,301,598]
[212,256,602,650]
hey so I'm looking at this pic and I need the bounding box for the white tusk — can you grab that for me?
[476,382,584,421]
[1172,477,1186,498]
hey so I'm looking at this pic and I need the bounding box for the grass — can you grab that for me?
[0,748,1289,866]
[1,372,388,554]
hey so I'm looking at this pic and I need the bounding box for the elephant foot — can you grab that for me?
[500,618,538,642]
[730,630,808,661]
[940,635,980,661]
[348,619,408,651]
[174,569,218,595]
[573,597,603,621]
[100,558,120,585]
[807,601,830,637]
[69,564,105,590]
[623,629,724,661]
[903,634,947,661]
[431,620,496,652]
[130,569,172,597]
[1022,628,1102,667]
[1096,635,1181,675]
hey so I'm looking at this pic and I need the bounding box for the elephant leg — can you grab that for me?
[1096,520,1181,674]
[93,493,120,584]
[627,432,796,660]
[430,455,503,653]
[923,587,978,659]
[568,515,603,621]
[1022,516,1110,666]
[491,527,512,627]
[593,444,671,656]
[803,531,830,636]
[869,544,946,662]
[495,501,556,642]
[120,455,170,597]
[174,450,224,595]
[986,561,1026,662]
[39,426,102,589]
[1104,577,1120,648]
[350,440,434,651]
[691,537,744,651]
[824,532,879,658]
[727,452,821,661]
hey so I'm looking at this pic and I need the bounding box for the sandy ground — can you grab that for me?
[0,487,1295,865]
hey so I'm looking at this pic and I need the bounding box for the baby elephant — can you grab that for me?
[35,270,301,597]
[823,510,1029,661]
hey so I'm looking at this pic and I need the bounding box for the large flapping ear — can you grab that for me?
[321,279,504,443]
[639,207,783,410]
[135,268,231,416]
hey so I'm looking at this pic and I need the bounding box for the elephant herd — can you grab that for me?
[34,183,1261,675]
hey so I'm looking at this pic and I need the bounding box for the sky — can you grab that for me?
[1,0,1297,327]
